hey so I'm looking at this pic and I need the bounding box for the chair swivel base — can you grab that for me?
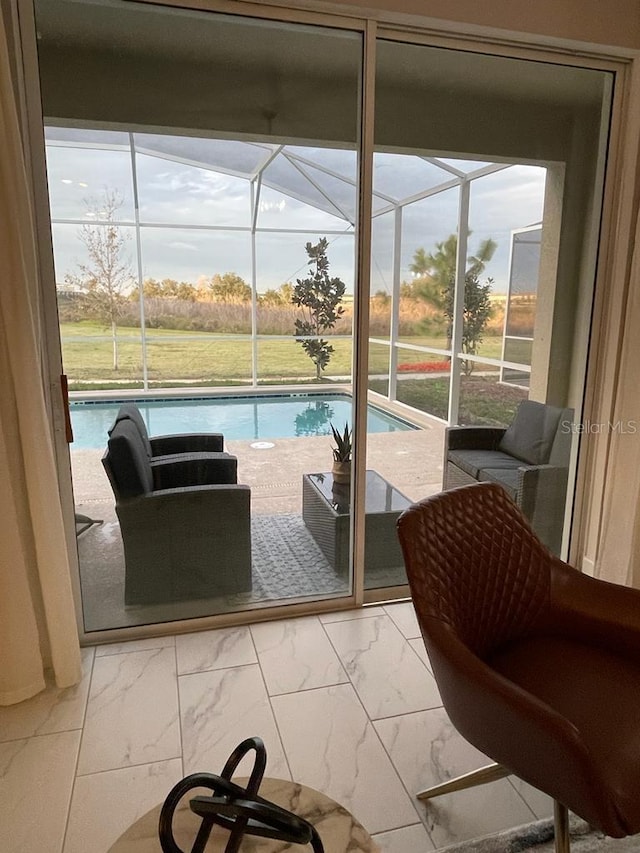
[416,762,570,853]
[417,762,510,800]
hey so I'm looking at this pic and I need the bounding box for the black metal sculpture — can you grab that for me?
[158,736,324,853]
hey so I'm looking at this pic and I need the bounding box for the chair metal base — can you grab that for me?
[417,763,510,800]
[554,801,570,853]
[417,762,570,853]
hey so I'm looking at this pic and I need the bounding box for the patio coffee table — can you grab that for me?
[302,470,412,576]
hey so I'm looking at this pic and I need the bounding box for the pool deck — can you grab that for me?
[72,421,447,513]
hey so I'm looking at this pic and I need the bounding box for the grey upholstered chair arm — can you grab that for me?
[117,483,250,527]
[446,426,506,451]
[150,433,225,454]
[515,464,569,518]
[150,453,238,489]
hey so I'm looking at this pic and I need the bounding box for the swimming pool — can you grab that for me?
[70,393,416,449]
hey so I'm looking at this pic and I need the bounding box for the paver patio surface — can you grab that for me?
[71,421,446,512]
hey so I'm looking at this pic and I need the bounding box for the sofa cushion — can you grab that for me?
[448,449,525,479]
[107,419,153,498]
[498,400,563,466]
[108,404,152,458]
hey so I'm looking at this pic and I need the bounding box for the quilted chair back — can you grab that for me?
[397,482,551,659]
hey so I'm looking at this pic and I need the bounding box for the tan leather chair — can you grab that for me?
[397,482,640,853]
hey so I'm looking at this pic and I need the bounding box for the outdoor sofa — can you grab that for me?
[443,399,573,554]
[102,412,252,605]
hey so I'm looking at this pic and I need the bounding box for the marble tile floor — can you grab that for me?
[0,603,553,853]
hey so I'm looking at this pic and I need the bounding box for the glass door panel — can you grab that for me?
[35,0,362,633]
[365,36,612,598]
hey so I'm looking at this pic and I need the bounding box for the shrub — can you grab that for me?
[398,361,450,373]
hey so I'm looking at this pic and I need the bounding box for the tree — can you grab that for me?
[208,272,251,303]
[410,234,496,372]
[260,282,294,306]
[141,277,163,299]
[138,278,197,301]
[173,281,197,302]
[65,189,133,370]
[399,281,420,299]
[409,246,431,277]
[292,238,346,380]
[443,270,494,375]
[371,289,391,308]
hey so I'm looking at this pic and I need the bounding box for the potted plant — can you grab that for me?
[330,421,352,484]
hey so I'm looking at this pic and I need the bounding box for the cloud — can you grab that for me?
[167,241,199,251]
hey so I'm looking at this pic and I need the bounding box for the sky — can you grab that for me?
[46,130,547,295]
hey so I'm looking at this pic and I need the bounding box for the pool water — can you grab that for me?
[70,393,416,449]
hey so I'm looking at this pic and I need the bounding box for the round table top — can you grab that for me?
[108,777,379,852]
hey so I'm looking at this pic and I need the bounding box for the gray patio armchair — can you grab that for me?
[103,417,252,605]
[109,402,226,458]
[444,399,573,554]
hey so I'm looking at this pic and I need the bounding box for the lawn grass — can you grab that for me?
[62,320,524,425]
[61,321,506,391]
[396,334,503,361]
[369,375,527,425]
[61,323,352,384]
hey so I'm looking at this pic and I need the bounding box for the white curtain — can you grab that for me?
[597,188,640,587]
[0,4,81,704]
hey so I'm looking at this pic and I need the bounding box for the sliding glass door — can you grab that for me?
[32,0,615,633]
[35,0,365,632]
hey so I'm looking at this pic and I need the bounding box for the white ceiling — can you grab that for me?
[35,0,607,106]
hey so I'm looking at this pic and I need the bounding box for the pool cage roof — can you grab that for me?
[45,125,512,233]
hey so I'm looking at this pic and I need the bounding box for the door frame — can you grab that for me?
[16,0,638,642]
